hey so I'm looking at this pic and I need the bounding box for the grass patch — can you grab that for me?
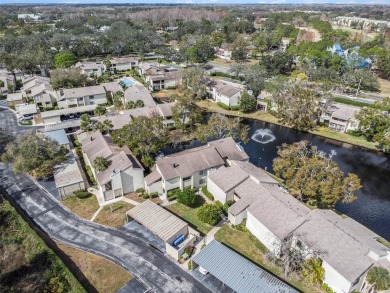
[214,224,322,293]
[57,243,132,293]
[166,197,212,235]
[201,185,214,200]
[94,201,134,228]
[62,195,100,220]
[311,127,377,150]
[332,97,378,108]
[377,237,390,250]
[0,199,85,293]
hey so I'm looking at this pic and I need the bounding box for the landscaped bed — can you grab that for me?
[125,192,162,204]
[94,201,134,228]
[61,194,100,220]
[57,243,132,293]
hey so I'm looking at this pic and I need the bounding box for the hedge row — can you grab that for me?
[201,185,214,200]
[217,102,241,111]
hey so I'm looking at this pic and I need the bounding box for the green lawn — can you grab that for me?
[165,198,212,235]
[214,225,323,293]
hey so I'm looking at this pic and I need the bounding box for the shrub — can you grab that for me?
[187,261,192,271]
[85,165,96,185]
[201,185,214,200]
[222,199,235,215]
[136,188,145,193]
[73,190,92,199]
[195,203,222,225]
[230,105,241,111]
[184,245,194,256]
[142,193,150,199]
[176,189,198,207]
[149,192,159,198]
[217,102,230,110]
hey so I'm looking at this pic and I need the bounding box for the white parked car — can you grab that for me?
[19,115,33,122]
[198,266,209,275]
[347,95,357,100]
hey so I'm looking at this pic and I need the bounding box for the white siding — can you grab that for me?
[322,261,353,293]
[228,209,247,225]
[146,180,162,194]
[115,63,132,71]
[246,211,281,254]
[207,177,228,203]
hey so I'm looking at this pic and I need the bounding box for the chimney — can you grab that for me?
[173,163,179,168]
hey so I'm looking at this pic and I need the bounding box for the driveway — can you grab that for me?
[0,164,211,293]
[0,107,41,135]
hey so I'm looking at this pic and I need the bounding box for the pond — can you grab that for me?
[243,119,390,241]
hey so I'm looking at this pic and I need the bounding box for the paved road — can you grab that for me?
[0,165,211,293]
[0,107,41,135]
[205,62,231,75]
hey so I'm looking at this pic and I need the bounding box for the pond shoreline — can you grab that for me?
[197,100,381,153]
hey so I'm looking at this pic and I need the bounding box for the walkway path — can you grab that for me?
[0,163,211,293]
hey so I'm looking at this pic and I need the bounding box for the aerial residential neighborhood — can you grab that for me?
[1,2,390,293]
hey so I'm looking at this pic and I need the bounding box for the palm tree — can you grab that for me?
[93,156,110,172]
[93,121,104,133]
[103,119,113,134]
[113,91,124,111]
[94,104,107,116]
[366,267,390,292]
[302,258,325,285]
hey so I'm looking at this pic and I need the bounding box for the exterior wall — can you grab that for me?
[43,116,61,125]
[84,93,106,106]
[228,209,247,225]
[7,99,26,107]
[111,172,123,197]
[166,233,196,261]
[164,79,178,88]
[207,177,228,203]
[163,177,180,194]
[246,211,281,254]
[215,91,241,107]
[121,167,144,194]
[114,63,132,71]
[146,180,163,194]
[58,181,85,198]
[58,100,68,109]
[192,170,207,189]
[322,261,353,293]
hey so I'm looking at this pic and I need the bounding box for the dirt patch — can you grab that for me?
[125,192,163,204]
[94,201,134,228]
[379,78,390,97]
[57,243,132,293]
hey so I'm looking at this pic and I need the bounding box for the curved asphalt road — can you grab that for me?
[0,165,210,293]
[0,108,211,293]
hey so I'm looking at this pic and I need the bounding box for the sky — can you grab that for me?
[1,0,390,4]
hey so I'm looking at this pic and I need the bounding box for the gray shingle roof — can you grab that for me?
[295,210,374,282]
[43,129,69,146]
[40,104,96,118]
[144,169,162,185]
[156,145,225,181]
[126,200,188,241]
[58,85,106,100]
[208,165,249,193]
[208,137,249,161]
[327,103,360,121]
[157,102,176,118]
[192,240,298,293]
[233,161,279,184]
[124,85,156,107]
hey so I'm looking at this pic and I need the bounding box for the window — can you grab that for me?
[183,176,191,181]
[199,179,205,185]
[77,97,83,101]
[89,95,94,100]
[199,170,206,176]
[296,240,304,250]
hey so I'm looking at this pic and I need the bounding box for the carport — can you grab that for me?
[126,200,197,260]
[192,240,298,293]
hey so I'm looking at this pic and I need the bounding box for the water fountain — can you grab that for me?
[251,129,276,144]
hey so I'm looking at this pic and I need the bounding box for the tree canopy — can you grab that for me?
[1,134,68,178]
[195,114,250,143]
[54,51,76,69]
[273,141,361,207]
